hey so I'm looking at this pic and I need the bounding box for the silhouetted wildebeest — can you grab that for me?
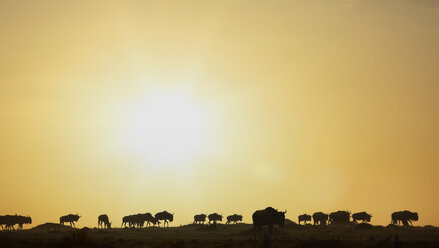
[60,214,80,227]
[0,216,5,230]
[0,215,32,230]
[122,215,134,228]
[132,213,147,228]
[16,215,32,229]
[208,213,223,225]
[0,215,15,230]
[121,213,155,228]
[226,214,243,224]
[391,210,418,226]
[193,214,207,224]
[144,213,160,226]
[312,212,329,226]
[155,211,174,227]
[98,214,111,229]
[352,211,372,223]
[252,207,286,240]
[298,214,311,225]
[329,211,350,225]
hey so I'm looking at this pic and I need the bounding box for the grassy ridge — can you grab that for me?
[1,223,438,247]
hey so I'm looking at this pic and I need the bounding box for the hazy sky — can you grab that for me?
[1,0,438,228]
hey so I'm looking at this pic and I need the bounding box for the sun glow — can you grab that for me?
[118,88,213,167]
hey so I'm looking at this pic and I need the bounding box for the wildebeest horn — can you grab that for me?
[285,209,287,213]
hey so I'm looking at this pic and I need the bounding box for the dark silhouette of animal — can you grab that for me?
[329,211,350,225]
[352,211,372,223]
[136,213,159,227]
[0,215,31,230]
[132,213,147,228]
[155,211,174,227]
[193,214,207,224]
[298,214,311,224]
[121,213,155,228]
[0,216,4,230]
[144,213,160,226]
[98,214,111,229]
[391,210,418,226]
[226,214,243,224]
[60,214,80,227]
[16,215,32,229]
[208,213,223,225]
[0,215,16,230]
[312,212,329,226]
[252,207,286,240]
[122,215,134,228]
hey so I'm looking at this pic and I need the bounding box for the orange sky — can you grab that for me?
[1,0,439,228]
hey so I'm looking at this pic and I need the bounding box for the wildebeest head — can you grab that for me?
[365,213,372,222]
[412,212,419,221]
[277,209,287,227]
[73,214,80,221]
[108,222,112,228]
[25,216,32,224]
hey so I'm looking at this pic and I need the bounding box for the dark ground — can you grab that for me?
[1,222,438,248]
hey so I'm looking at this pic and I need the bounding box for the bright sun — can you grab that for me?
[118,88,213,167]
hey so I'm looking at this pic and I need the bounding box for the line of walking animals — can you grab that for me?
[0,209,418,231]
[298,210,418,226]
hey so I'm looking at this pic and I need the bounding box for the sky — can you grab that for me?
[0,0,438,228]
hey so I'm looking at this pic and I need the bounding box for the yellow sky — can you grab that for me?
[1,0,439,228]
